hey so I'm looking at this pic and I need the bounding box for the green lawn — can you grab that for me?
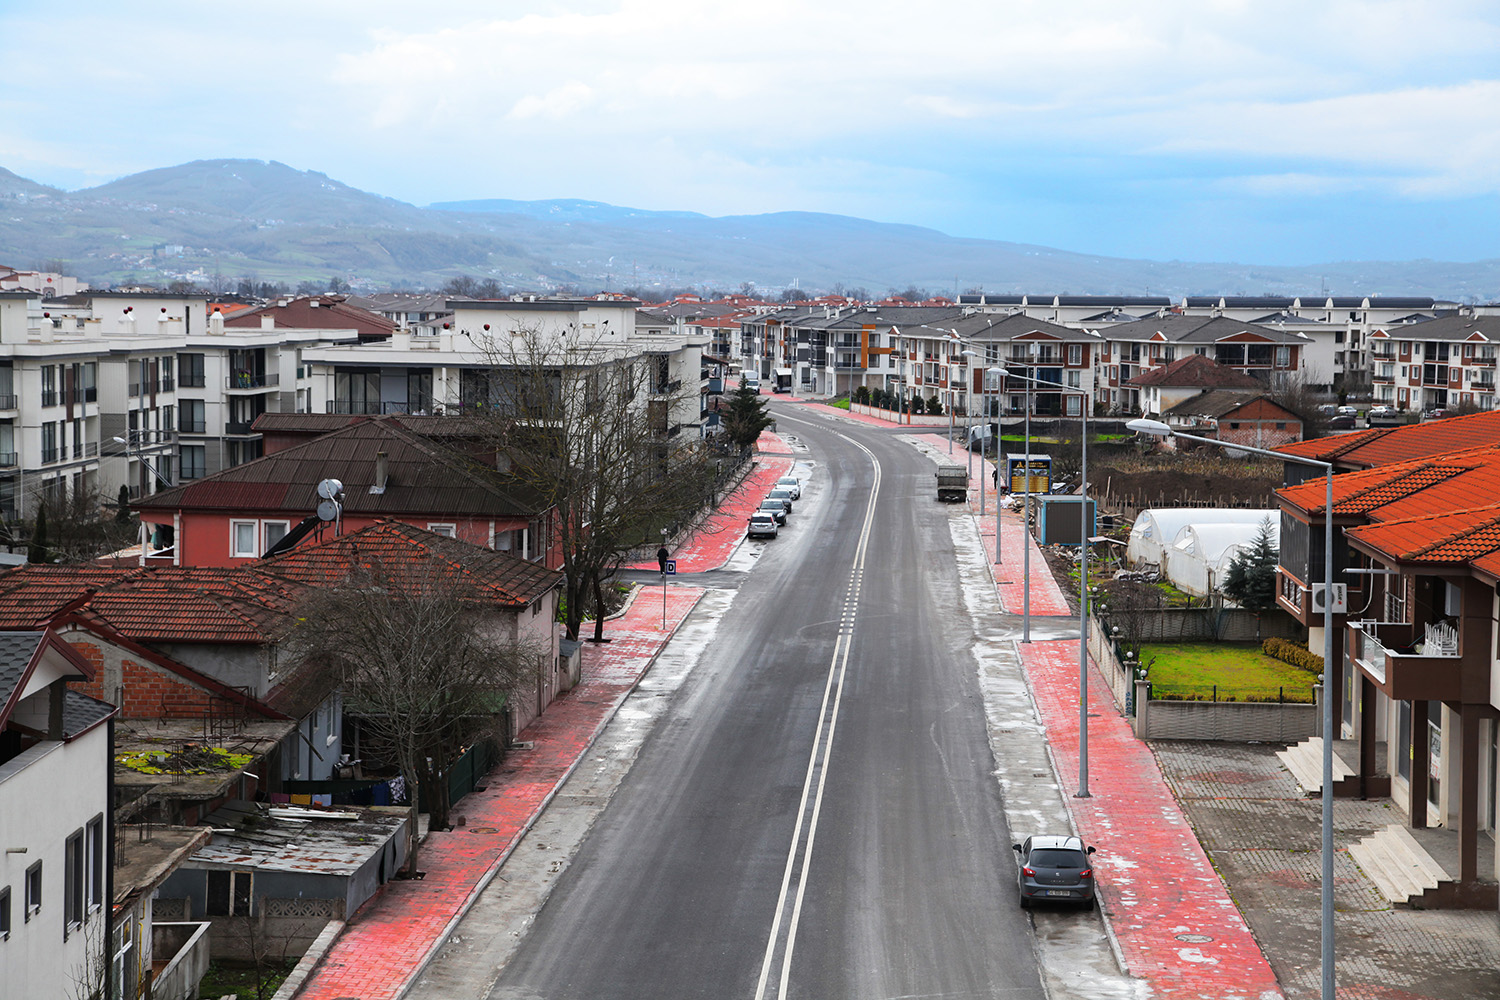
[1139,642,1316,702]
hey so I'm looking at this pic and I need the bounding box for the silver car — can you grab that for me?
[1013,834,1097,909]
[774,475,802,500]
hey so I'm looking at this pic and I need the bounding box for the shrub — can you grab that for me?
[1262,636,1324,673]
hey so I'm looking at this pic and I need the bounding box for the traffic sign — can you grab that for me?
[663,559,677,575]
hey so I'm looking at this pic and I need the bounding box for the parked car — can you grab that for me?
[1315,403,1338,416]
[757,498,789,524]
[774,476,802,499]
[747,511,779,539]
[1337,405,1357,417]
[1327,414,1356,430]
[1014,834,1097,909]
[767,487,796,510]
[1369,405,1395,416]
[1423,407,1451,421]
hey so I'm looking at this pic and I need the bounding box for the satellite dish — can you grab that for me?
[316,478,343,500]
[317,500,340,522]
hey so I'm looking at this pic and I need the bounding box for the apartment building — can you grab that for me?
[301,298,711,441]
[1367,312,1500,413]
[0,292,362,523]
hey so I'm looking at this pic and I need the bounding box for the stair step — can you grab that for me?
[1276,738,1352,795]
[1349,824,1448,905]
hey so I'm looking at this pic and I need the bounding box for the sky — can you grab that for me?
[2,0,1498,267]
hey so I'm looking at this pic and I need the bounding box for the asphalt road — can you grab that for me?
[452,408,1046,1000]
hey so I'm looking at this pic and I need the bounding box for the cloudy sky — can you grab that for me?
[3,0,1497,266]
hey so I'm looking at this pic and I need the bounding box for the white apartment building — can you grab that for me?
[0,292,360,522]
[301,298,711,441]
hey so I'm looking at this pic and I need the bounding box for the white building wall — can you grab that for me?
[0,725,111,997]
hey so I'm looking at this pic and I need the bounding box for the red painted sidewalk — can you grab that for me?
[623,430,792,573]
[295,587,705,1000]
[1025,640,1283,1000]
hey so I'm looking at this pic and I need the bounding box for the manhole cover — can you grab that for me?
[1175,933,1214,943]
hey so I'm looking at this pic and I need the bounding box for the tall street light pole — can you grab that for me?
[1020,346,1033,643]
[1128,417,1335,1000]
[1006,366,1090,794]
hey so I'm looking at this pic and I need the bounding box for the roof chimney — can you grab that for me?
[369,451,389,494]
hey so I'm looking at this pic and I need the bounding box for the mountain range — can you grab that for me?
[1,159,1495,300]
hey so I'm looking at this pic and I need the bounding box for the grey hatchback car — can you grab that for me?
[1013,834,1097,908]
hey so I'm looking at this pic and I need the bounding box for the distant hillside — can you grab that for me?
[0,158,1496,299]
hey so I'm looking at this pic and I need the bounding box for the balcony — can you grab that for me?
[0,395,15,410]
[41,389,58,407]
[224,421,258,435]
[226,372,280,391]
[1349,620,1462,700]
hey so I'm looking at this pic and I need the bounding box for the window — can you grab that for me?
[206,870,252,916]
[1065,395,1081,416]
[24,862,41,921]
[1067,370,1081,388]
[178,353,206,388]
[180,445,206,480]
[112,918,135,1000]
[65,829,83,935]
[426,523,457,538]
[179,399,205,434]
[87,816,103,913]
[231,521,258,558]
[1067,344,1082,366]
[263,521,289,552]
[1,886,10,941]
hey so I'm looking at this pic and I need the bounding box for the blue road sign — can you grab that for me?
[664,559,677,575]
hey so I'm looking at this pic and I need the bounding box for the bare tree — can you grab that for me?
[464,324,727,641]
[1267,366,1331,434]
[283,556,542,870]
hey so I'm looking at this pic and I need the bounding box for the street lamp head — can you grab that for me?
[1126,417,1172,437]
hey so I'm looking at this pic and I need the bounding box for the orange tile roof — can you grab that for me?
[1276,445,1500,517]
[1346,505,1500,563]
[1275,410,1500,468]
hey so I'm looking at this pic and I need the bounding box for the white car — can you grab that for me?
[775,475,802,500]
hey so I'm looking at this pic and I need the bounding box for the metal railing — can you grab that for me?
[226,373,280,390]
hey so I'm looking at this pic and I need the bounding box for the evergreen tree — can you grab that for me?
[721,380,774,448]
[116,485,132,524]
[28,505,49,564]
[1222,517,1279,635]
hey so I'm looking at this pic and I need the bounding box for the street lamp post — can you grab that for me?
[1128,417,1335,1000]
[1004,366,1091,794]
[1020,348,1033,643]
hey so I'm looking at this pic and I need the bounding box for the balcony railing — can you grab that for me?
[225,421,258,435]
[0,395,16,410]
[41,447,59,464]
[0,452,17,467]
[1349,620,1462,700]
[227,373,280,390]
[41,390,58,407]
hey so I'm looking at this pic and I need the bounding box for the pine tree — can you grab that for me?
[28,505,50,564]
[116,484,132,524]
[721,380,774,448]
[1222,517,1279,636]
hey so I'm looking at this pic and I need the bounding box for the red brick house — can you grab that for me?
[1160,390,1304,449]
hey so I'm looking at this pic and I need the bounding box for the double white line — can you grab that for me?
[754,437,880,1000]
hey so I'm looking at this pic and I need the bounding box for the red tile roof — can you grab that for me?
[1346,505,1500,563]
[1275,409,1500,468]
[1277,445,1500,518]
[1129,354,1264,389]
[0,522,561,643]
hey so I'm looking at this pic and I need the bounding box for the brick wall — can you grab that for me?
[64,634,234,720]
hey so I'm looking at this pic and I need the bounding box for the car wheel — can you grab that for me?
[1018,892,1030,909]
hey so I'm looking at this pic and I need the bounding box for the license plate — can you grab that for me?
[1046,890,1072,897]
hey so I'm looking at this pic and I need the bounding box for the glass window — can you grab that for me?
[24,862,41,920]
[87,816,103,911]
[179,399,205,434]
[231,521,257,558]
[178,353,206,388]
[179,445,206,480]
[263,521,289,551]
[427,523,457,538]
[0,885,9,940]
[65,829,83,934]
[1067,344,1082,365]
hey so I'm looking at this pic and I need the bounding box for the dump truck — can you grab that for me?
[936,465,969,502]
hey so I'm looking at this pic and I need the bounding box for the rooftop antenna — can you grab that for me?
[317,478,344,535]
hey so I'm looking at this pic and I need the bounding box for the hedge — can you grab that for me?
[1261,636,1324,673]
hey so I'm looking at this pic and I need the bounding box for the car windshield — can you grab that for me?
[1030,849,1087,869]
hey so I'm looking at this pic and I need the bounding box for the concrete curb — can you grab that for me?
[274,919,346,1000]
